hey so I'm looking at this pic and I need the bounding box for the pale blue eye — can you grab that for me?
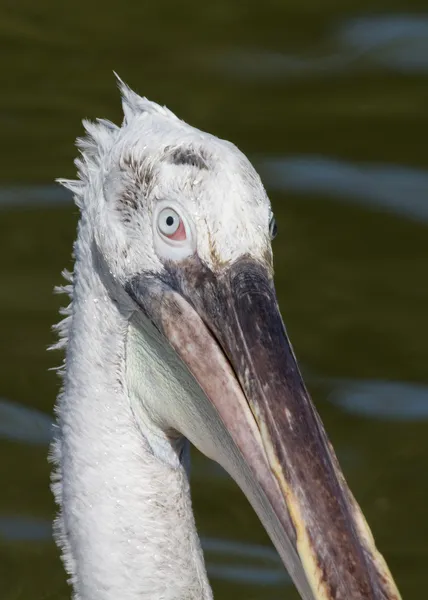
[158,208,180,236]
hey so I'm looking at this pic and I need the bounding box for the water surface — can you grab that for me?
[0,2,427,599]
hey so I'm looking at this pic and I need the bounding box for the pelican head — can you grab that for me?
[54,77,401,600]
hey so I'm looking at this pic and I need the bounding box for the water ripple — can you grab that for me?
[0,516,51,542]
[215,14,428,80]
[328,379,428,421]
[0,398,53,445]
[341,15,428,73]
[202,535,288,585]
[202,536,279,561]
[207,564,287,585]
[0,185,71,210]
[260,156,428,223]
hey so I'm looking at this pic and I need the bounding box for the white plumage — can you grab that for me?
[51,77,272,600]
[51,76,401,600]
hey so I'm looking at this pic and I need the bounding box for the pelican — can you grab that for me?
[51,77,401,600]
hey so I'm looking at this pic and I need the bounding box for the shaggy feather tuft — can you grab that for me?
[114,71,179,123]
[50,269,74,353]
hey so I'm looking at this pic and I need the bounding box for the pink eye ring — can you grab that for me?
[157,208,186,241]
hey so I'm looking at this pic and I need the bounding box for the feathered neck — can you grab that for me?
[50,214,212,600]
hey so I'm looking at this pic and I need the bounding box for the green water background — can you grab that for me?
[0,1,427,598]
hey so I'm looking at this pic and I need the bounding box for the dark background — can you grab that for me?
[0,1,427,598]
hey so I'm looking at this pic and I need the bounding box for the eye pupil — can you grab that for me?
[157,207,186,240]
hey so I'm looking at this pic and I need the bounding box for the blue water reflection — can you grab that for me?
[260,156,428,223]
[0,186,71,210]
[207,564,287,585]
[203,537,289,585]
[0,516,52,542]
[328,379,428,420]
[341,15,428,73]
[216,14,428,80]
[0,397,53,445]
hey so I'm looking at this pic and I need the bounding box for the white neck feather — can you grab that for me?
[51,214,212,600]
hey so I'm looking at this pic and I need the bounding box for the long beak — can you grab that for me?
[126,256,401,600]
